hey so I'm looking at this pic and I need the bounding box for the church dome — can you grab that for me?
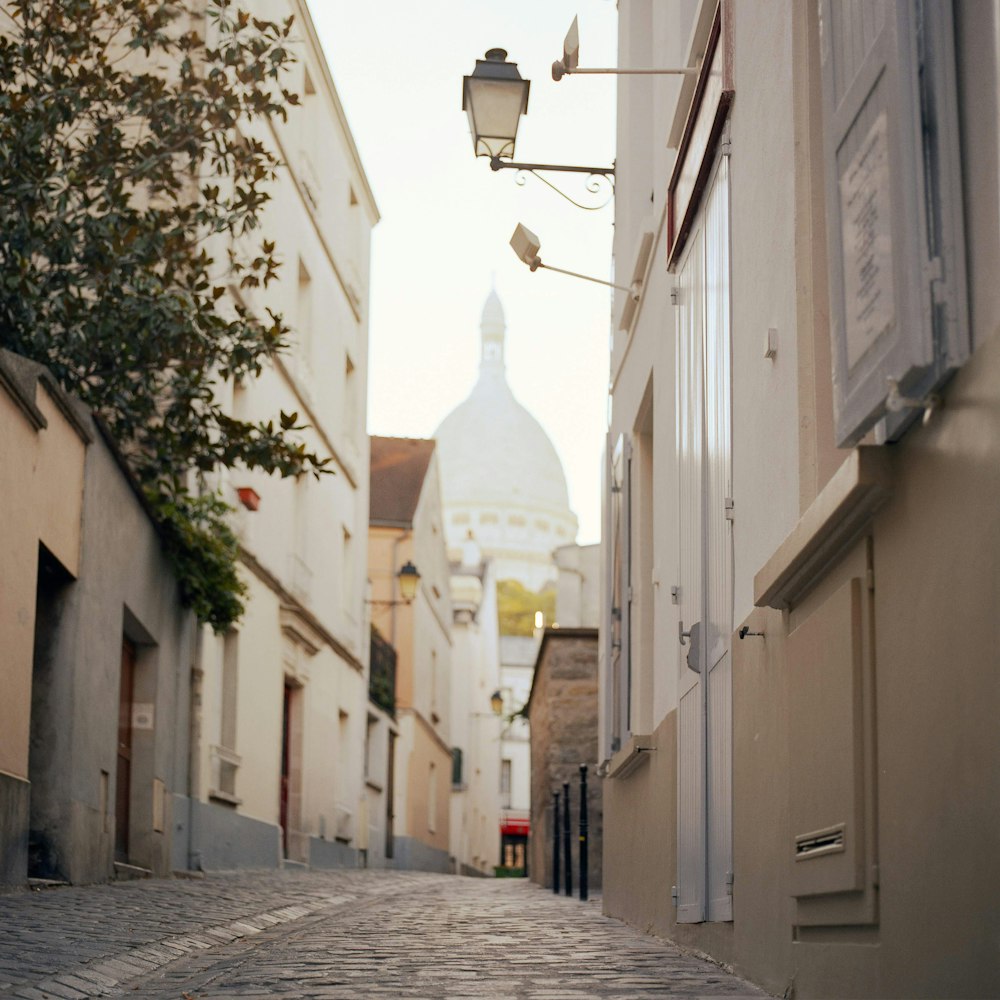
[434,292,578,588]
[435,293,571,513]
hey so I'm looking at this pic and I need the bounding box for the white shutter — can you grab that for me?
[675,156,733,925]
[620,436,633,742]
[819,1,968,446]
[703,157,733,924]
[675,223,706,925]
[603,436,615,760]
[608,434,632,754]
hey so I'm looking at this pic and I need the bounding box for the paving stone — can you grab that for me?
[0,870,769,998]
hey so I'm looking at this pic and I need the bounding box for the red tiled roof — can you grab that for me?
[369,436,435,525]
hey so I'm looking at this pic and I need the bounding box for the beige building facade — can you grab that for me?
[369,437,454,872]
[1,356,87,885]
[0,352,196,888]
[601,2,1000,997]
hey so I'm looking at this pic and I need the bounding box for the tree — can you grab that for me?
[0,0,326,629]
[496,579,556,637]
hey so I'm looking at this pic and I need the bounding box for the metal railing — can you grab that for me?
[369,627,397,716]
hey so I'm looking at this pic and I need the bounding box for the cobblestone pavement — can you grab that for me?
[0,870,769,999]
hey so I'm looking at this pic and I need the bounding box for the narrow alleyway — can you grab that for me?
[0,870,767,999]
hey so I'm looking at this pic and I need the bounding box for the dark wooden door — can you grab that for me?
[385,731,396,859]
[280,682,292,857]
[115,639,136,862]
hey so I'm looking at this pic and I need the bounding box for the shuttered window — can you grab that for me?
[818,0,968,446]
[606,433,632,755]
[674,154,733,925]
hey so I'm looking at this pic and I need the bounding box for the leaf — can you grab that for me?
[0,0,308,630]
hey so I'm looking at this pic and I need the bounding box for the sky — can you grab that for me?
[310,0,619,545]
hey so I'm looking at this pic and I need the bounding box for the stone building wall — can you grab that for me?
[526,629,601,891]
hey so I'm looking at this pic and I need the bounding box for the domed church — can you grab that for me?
[435,291,578,590]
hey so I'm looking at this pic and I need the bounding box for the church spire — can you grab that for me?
[480,289,505,371]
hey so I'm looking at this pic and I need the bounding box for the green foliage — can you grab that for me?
[0,0,327,629]
[497,579,556,637]
[153,489,246,632]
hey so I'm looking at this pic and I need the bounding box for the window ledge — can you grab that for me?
[754,447,891,611]
[210,744,241,766]
[605,734,655,780]
[208,789,242,808]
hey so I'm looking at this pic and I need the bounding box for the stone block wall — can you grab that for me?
[526,628,601,891]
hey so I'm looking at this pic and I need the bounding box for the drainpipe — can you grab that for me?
[187,627,204,872]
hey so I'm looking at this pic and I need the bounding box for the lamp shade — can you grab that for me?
[510,223,541,267]
[397,560,421,602]
[462,48,530,160]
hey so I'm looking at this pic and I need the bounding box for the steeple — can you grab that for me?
[480,289,505,371]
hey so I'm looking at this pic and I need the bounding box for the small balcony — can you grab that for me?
[369,627,396,717]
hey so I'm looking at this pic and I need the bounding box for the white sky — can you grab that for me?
[310,1,618,545]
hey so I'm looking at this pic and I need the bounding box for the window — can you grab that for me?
[342,526,354,613]
[343,353,360,442]
[500,758,512,809]
[364,715,377,780]
[290,476,312,602]
[605,433,632,755]
[430,648,438,719]
[428,762,437,833]
[296,259,312,364]
[818,1,968,445]
[632,386,655,735]
[221,630,238,749]
[212,630,240,802]
[451,747,464,787]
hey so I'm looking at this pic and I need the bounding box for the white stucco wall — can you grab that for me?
[449,558,503,874]
[192,0,377,867]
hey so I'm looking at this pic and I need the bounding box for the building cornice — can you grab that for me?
[239,548,364,672]
[290,0,380,224]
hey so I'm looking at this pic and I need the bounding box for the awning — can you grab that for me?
[500,818,530,836]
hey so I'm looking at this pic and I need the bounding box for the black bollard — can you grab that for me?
[563,781,572,896]
[579,764,589,902]
[552,791,561,894]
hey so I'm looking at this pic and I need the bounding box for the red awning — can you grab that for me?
[500,818,530,836]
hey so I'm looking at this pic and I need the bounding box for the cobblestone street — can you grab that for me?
[0,871,767,999]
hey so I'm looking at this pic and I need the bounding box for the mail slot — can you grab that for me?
[795,823,845,861]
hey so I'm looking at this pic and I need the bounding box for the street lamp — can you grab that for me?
[396,560,421,603]
[462,47,614,209]
[367,561,422,608]
[510,223,639,300]
[551,16,698,82]
[462,48,530,161]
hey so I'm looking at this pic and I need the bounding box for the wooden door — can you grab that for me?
[280,682,292,857]
[385,730,396,859]
[115,639,136,862]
